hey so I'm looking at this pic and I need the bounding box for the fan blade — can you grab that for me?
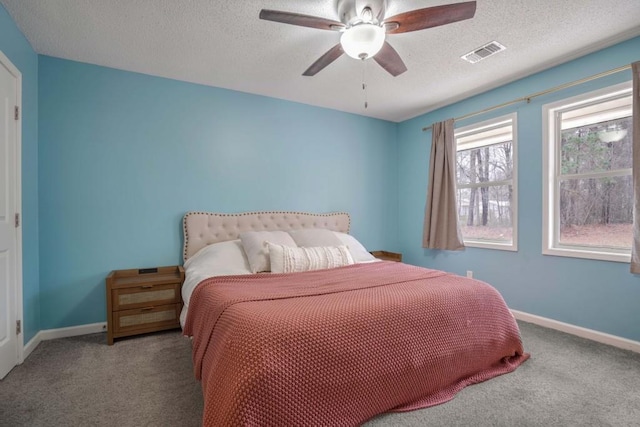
[373,42,407,77]
[383,1,476,34]
[259,9,345,31]
[303,44,345,76]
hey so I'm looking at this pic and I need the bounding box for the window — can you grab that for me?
[543,81,632,262]
[455,113,517,251]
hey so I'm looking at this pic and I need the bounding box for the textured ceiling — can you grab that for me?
[2,0,640,122]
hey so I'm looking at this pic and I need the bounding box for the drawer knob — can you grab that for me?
[141,306,154,311]
[141,285,154,289]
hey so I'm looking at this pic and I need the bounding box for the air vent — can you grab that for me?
[461,41,506,64]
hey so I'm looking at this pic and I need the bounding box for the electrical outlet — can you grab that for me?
[466,270,473,278]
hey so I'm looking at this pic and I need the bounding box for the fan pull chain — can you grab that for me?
[362,58,368,109]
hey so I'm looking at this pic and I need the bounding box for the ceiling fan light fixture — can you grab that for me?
[340,24,385,60]
[259,1,477,76]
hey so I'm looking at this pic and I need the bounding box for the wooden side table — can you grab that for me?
[106,265,185,345]
[370,251,402,262]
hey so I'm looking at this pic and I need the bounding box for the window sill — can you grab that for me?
[543,246,630,263]
[464,240,517,252]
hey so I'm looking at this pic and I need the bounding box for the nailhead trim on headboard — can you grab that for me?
[182,211,351,262]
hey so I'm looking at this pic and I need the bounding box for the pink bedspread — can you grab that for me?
[184,262,528,426]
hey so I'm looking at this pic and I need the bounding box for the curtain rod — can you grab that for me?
[421,64,632,132]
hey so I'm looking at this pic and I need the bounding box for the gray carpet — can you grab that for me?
[0,331,203,426]
[1,321,639,426]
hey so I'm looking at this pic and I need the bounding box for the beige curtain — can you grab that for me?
[631,61,640,273]
[422,119,464,250]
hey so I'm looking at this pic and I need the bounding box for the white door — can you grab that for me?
[0,53,19,380]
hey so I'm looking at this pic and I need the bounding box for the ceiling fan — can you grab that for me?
[259,1,477,77]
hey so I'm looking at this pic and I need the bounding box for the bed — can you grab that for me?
[181,211,528,426]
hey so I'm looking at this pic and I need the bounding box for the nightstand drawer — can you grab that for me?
[112,282,181,311]
[114,303,181,334]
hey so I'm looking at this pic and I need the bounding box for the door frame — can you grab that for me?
[0,49,23,365]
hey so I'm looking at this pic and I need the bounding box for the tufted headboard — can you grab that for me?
[182,211,351,262]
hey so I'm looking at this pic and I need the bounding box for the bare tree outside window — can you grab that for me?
[455,114,517,250]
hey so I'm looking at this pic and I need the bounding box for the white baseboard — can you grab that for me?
[512,310,640,354]
[22,322,107,361]
[22,331,43,361]
[39,322,107,341]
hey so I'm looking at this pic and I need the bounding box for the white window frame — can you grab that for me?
[455,113,518,251]
[542,81,632,263]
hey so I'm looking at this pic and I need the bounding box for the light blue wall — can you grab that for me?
[397,36,640,342]
[38,56,398,329]
[0,4,39,343]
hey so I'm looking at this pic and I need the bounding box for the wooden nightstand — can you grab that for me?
[370,251,402,262]
[106,265,185,345]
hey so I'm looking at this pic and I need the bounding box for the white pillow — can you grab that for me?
[184,239,250,273]
[267,242,355,273]
[288,229,343,247]
[333,232,377,263]
[240,231,297,273]
[182,240,252,309]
